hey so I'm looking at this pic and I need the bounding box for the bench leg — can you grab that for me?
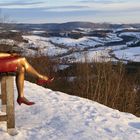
[6,76,18,136]
[1,77,7,113]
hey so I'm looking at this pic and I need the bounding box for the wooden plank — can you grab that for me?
[0,115,7,121]
[6,76,15,129]
[1,77,7,104]
[0,76,7,112]
[1,105,7,113]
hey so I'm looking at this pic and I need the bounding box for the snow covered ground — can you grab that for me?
[113,47,140,62]
[22,35,68,56]
[0,81,140,140]
[48,36,103,49]
[46,33,122,48]
[119,32,140,39]
[60,49,115,62]
[0,32,139,62]
[22,35,140,62]
[0,39,17,46]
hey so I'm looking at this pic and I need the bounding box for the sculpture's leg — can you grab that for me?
[6,76,18,136]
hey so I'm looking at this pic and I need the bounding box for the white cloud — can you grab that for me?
[0,0,139,13]
[79,1,140,12]
[0,1,46,9]
[43,6,89,12]
[79,0,123,4]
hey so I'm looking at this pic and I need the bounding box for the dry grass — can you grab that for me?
[72,61,140,116]
[25,56,140,116]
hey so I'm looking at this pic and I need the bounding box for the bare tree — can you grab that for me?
[0,9,15,31]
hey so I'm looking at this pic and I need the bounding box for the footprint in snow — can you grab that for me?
[129,122,140,129]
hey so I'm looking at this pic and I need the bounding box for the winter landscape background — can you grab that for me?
[0,22,140,110]
[0,0,140,139]
[1,22,140,63]
[0,22,140,140]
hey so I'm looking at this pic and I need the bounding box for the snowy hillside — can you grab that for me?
[0,81,140,140]
[22,34,140,62]
[0,25,140,62]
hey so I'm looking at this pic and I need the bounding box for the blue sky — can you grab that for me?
[0,0,140,23]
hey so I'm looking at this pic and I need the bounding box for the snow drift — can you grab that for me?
[0,81,140,140]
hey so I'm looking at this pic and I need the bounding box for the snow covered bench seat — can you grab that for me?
[0,72,18,136]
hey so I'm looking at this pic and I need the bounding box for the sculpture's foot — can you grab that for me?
[37,77,54,85]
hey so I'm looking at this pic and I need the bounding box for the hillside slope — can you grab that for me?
[0,81,140,140]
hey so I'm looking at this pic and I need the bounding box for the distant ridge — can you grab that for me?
[2,21,140,31]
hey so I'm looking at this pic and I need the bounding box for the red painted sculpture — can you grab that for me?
[0,52,54,106]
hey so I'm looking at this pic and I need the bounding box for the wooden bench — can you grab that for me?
[0,72,18,136]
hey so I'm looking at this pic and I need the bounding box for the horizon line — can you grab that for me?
[4,21,140,25]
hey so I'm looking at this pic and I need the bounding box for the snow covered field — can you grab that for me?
[22,35,140,62]
[114,47,140,62]
[22,35,68,56]
[0,81,140,140]
[0,30,140,62]
[119,32,140,39]
[24,33,122,49]
[60,49,115,62]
